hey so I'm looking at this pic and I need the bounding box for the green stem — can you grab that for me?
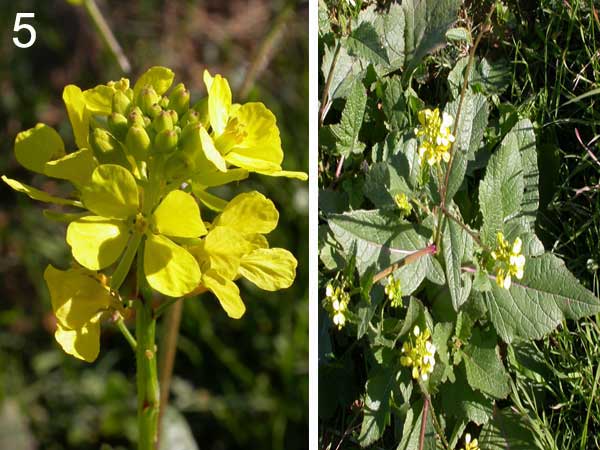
[136,297,159,450]
[110,232,143,291]
[116,315,137,351]
[82,0,131,73]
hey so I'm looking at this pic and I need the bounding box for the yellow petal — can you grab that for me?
[192,188,228,212]
[44,265,112,329]
[14,123,65,173]
[67,216,129,270]
[63,84,90,149]
[82,164,139,219]
[255,169,308,180]
[199,126,227,172]
[152,190,207,238]
[201,226,253,279]
[244,233,269,250]
[133,66,175,96]
[83,84,115,115]
[224,152,282,172]
[1,176,81,207]
[144,233,201,297]
[213,191,278,234]
[203,270,245,319]
[239,248,297,291]
[208,74,232,135]
[227,102,283,164]
[44,148,97,186]
[203,70,214,92]
[55,318,101,362]
[192,167,249,188]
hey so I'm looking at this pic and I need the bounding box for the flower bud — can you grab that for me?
[159,96,170,109]
[112,91,131,115]
[180,110,200,128]
[153,110,174,133]
[154,129,179,153]
[125,125,151,160]
[128,106,146,128]
[108,112,129,139]
[168,83,190,116]
[147,103,162,120]
[138,86,159,116]
[167,109,179,125]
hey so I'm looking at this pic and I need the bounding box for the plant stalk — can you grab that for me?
[372,244,437,284]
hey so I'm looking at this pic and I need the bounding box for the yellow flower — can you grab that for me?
[459,433,479,450]
[414,108,455,166]
[44,265,118,362]
[324,280,350,329]
[189,191,297,319]
[384,274,402,308]
[400,325,436,381]
[491,232,526,289]
[394,193,412,217]
[203,70,307,180]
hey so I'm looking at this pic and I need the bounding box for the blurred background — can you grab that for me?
[0,1,308,449]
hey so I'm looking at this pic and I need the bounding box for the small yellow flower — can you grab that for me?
[324,280,350,329]
[492,232,526,289]
[384,274,402,308]
[394,193,412,217]
[400,325,436,381]
[459,433,479,450]
[414,108,455,166]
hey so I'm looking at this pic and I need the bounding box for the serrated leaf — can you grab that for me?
[462,328,510,399]
[358,366,397,446]
[479,408,538,449]
[328,210,434,295]
[478,129,524,245]
[330,80,367,157]
[442,217,474,310]
[391,138,421,189]
[321,43,365,103]
[382,76,409,131]
[395,399,436,450]
[445,92,488,201]
[364,162,412,208]
[402,0,461,73]
[346,21,390,68]
[357,284,383,339]
[485,253,600,342]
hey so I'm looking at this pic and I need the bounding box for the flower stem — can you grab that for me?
[136,297,159,450]
[110,232,143,291]
[372,244,437,284]
[116,315,137,351]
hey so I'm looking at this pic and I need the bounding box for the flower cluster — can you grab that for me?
[3,67,306,361]
[394,192,412,217]
[491,232,525,289]
[459,433,479,450]
[400,325,436,381]
[414,108,455,166]
[324,281,350,329]
[384,274,402,308]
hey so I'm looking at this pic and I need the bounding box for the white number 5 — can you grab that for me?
[13,13,36,49]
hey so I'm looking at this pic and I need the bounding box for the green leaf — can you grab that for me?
[402,0,461,73]
[328,210,433,295]
[44,148,97,186]
[330,80,367,158]
[2,176,82,207]
[14,123,65,173]
[364,161,412,208]
[440,368,493,425]
[395,399,436,450]
[485,253,600,342]
[445,92,488,202]
[382,76,409,131]
[134,66,175,96]
[321,43,364,102]
[462,328,510,399]
[478,128,524,245]
[445,27,472,43]
[442,216,474,311]
[358,366,397,446]
[82,164,139,219]
[479,408,538,449]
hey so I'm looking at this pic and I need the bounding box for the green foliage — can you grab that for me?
[319,1,600,448]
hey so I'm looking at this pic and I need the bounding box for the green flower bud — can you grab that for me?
[112,91,131,115]
[164,152,194,180]
[147,103,162,120]
[108,112,129,139]
[125,125,151,160]
[159,96,170,109]
[153,110,174,133]
[154,129,179,153]
[180,110,200,128]
[138,86,159,116]
[167,109,179,125]
[90,128,128,165]
[192,98,209,128]
[143,115,152,128]
[168,83,190,117]
[128,106,146,128]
